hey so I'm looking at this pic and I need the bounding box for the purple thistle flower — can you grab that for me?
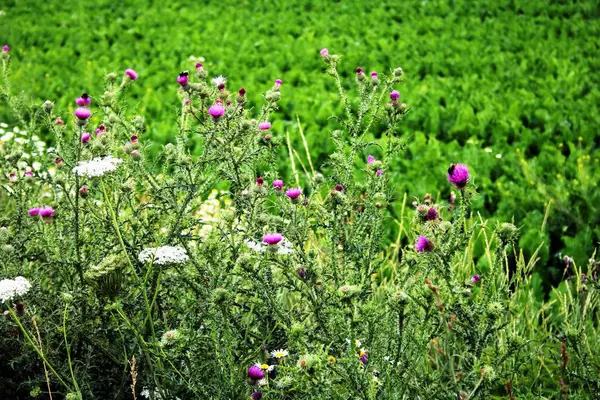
[208,104,225,119]
[24,171,33,178]
[426,207,438,221]
[95,124,106,135]
[274,79,282,86]
[125,69,138,81]
[238,87,246,97]
[74,107,91,120]
[247,365,265,381]
[415,235,434,253]
[390,90,400,101]
[256,177,264,187]
[251,392,263,400]
[81,132,91,143]
[195,62,204,72]
[76,93,91,106]
[2,45,9,53]
[39,206,55,223]
[334,184,344,192]
[263,233,283,246]
[55,117,64,125]
[285,187,303,201]
[28,207,40,217]
[447,163,469,189]
[356,67,364,75]
[367,155,375,164]
[376,169,383,177]
[471,274,481,284]
[177,71,189,86]
[272,179,284,191]
[320,48,329,57]
[370,71,378,79]
[79,185,88,197]
[258,122,271,131]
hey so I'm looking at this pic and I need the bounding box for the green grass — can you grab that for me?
[1,0,599,285]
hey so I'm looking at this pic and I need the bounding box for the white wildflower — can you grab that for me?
[211,75,227,86]
[72,156,123,178]
[0,276,32,303]
[140,388,150,398]
[257,378,268,387]
[244,238,294,255]
[271,349,289,359]
[138,246,189,265]
[496,153,502,159]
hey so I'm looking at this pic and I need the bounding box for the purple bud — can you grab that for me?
[81,132,91,143]
[390,90,400,101]
[274,79,282,86]
[334,184,344,192]
[426,208,438,221]
[367,155,375,164]
[39,206,55,223]
[256,177,264,187]
[208,104,225,119]
[447,163,469,189]
[79,185,88,197]
[195,62,204,72]
[263,233,283,245]
[238,87,246,97]
[2,45,9,53]
[55,117,64,125]
[125,69,138,81]
[74,107,91,120]
[272,179,284,190]
[360,352,369,365]
[320,48,329,57]
[95,124,106,135]
[258,122,271,131]
[370,71,378,79]
[247,365,265,381]
[376,169,383,177]
[356,67,364,75]
[415,235,434,253]
[251,392,263,400]
[471,274,481,284]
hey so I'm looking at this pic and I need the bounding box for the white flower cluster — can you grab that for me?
[0,276,31,303]
[138,246,189,265]
[0,124,49,177]
[140,388,181,400]
[244,238,294,255]
[211,75,227,86]
[193,189,232,239]
[72,155,123,178]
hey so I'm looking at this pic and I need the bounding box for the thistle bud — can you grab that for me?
[42,100,54,114]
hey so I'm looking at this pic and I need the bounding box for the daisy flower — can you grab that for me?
[271,349,289,359]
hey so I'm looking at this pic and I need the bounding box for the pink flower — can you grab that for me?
[285,187,303,201]
[130,135,138,143]
[39,206,55,223]
[258,122,271,131]
[370,71,378,79]
[79,185,88,197]
[274,79,282,86]
[2,45,9,53]
[208,104,225,119]
[447,163,469,189]
[390,90,400,101]
[320,48,329,57]
[272,179,284,190]
[24,171,33,178]
[55,117,65,125]
[95,124,106,135]
[471,274,481,284]
[74,107,91,120]
[262,233,283,245]
[415,235,434,253]
[81,132,91,143]
[376,169,383,177]
[28,207,40,217]
[76,93,91,106]
[125,69,138,81]
[248,365,265,381]
[367,155,375,164]
[195,62,204,72]
[177,71,189,86]
[356,67,364,75]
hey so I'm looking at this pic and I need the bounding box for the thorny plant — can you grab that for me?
[0,46,599,399]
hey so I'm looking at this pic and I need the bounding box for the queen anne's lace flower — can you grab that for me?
[72,156,123,177]
[0,276,31,302]
[138,246,189,265]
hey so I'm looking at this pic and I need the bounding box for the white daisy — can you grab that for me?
[138,246,189,265]
[72,156,123,178]
[271,349,289,359]
[211,75,227,86]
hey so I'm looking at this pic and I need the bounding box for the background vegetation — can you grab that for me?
[1,0,599,288]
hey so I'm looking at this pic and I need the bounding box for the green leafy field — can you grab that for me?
[2,0,599,284]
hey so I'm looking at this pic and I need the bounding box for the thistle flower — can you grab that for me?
[1,45,8,53]
[367,155,375,164]
[390,90,400,101]
[76,93,91,106]
[79,185,88,198]
[320,48,329,57]
[212,75,227,87]
[72,156,123,177]
[39,206,55,223]
[272,179,284,191]
[258,122,271,131]
[256,177,264,187]
[447,163,469,189]
[177,71,189,86]
[426,207,438,221]
[285,187,302,201]
[95,124,106,135]
[81,132,91,143]
[55,117,64,125]
[274,79,282,86]
[471,274,481,284]
[334,184,344,192]
[208,104,225,119]
[356,67,364,75]
[74,107,91,120]
[24,171,33,178]
[262,233,283,246]
[138,246,189,265]
[415,235,434,253]
[0,276,31,303]
[376,169,383,177]
[28,207,40,217]
[248,365,265,381]
[55,156,63,166]
[195,62,204,72]
[125,69,138,81]
[271,349,289,359]
[251,392,263,400]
